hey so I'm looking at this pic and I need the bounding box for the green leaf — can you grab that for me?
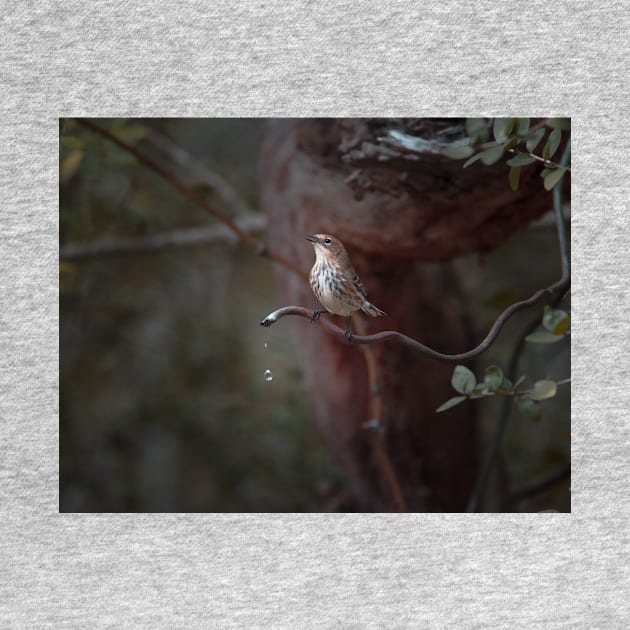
[525,128,546,152]
[517,396,542,421]
[463,152,484,168]
[544,167,568,191]
[540,168,554,179]
[543,128,562,160]
[529,380,558,401]
[484,365,504,391]
[554,316,571,336]
[499,377,513,392]
[493,118,514,142]
[506,154,537,167]
[515,118,530,135]
[546,117,571,130]
[509,166,521,192]
[503,137,520,151]
[525,330,565,343]
[443,144,475,160]
[480,145,505,165]
[436,395,468,413]
[466,118,490,143]
[451,365,476,394]
[543,306,569,333]
[472,384,490,396]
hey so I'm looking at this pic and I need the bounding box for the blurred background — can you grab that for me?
[60,119,570,512]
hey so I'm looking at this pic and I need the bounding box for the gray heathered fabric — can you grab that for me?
[1,1,629,627]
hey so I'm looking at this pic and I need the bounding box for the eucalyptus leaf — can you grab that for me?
[451,365,476,394]
[544,167,568,191]
[554,316,571,336]
[515,118,530,135]
[493,118,514,142]
[480,145,505,166]
[506,154,537,167]
[526,128,546,152]
[443,144,475,160]
[544,128,562,160]
[436,396,468,413]
[529,380,558,401]
[517,396,542,421]
[543,306,569,332]
[466,118,490,143]
[473,384,490,396]
[484,365,504,391]
[463,152,484,168]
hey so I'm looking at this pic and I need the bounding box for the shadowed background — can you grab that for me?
[60,119,570,512]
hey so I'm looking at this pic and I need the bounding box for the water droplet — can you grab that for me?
[264,369,273,382]
[264,341,268,349]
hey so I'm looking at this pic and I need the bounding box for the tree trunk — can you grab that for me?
[258,119,553,511]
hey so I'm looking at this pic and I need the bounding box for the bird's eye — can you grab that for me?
[324,238,332,245]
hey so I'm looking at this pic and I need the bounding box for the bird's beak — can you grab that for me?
[305,234,319,243]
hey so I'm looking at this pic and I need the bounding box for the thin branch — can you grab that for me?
[506,148,571,172]
[73,119,304,278]
[465,315,546,513]
[145,128,255,218]
[260,276,568,363]
[466,378,571,400]
[60,215,266,261]
[466,139,572,512]
[554,138,571,278]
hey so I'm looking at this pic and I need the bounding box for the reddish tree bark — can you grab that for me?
[258,119,557,511]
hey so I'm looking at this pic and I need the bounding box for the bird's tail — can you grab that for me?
[361,301,387,317]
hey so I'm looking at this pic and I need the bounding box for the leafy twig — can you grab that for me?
[465,139,572,512]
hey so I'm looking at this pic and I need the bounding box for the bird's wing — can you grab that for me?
[351,274,368,300]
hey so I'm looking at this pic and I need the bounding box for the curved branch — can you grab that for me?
[260,277,568,363]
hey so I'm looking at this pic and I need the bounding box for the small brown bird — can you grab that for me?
[305,233,386,339]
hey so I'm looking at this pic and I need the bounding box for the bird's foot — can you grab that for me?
[311,310,324,322]
[344,329,353,342]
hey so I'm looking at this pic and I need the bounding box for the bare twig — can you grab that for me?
[146,128,255,217]
[60,215,266,261]
[260,275,568,363]
[73,119,304,277]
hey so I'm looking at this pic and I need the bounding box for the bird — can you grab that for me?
[305,233,386,340]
